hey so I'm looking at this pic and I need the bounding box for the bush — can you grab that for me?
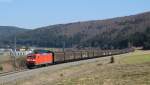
[143,42,150,50]
[0,65,3,71]
[16,57,26,69]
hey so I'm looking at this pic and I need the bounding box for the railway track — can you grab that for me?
[0,69,29,77]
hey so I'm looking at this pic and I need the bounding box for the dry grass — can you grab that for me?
[0,55,26,72]
[0,55,11,63]
[53,63,150,85]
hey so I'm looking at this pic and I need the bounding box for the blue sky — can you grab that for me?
[0,0,150,29]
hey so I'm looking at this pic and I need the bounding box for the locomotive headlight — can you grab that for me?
[27,56,36,62]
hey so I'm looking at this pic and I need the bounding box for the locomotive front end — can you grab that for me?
[26,53,36,68]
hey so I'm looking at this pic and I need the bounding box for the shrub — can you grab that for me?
[0,65,3,71]
[16,57,26,69]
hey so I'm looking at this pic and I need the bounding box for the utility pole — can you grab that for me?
[14,35,16,51]
[62,41,66,52]
[13,35,17,70]
[62,31,66,52]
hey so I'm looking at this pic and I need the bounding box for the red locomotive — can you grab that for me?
[26,49,54,68]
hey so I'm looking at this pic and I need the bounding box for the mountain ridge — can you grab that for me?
[0,11,150,49]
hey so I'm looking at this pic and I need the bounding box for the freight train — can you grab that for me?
[26,49,134,68]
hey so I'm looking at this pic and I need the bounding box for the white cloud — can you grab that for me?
[0,0,13,3]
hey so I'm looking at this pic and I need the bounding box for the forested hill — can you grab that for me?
[0,26,29,47]
[0,26,27,36]
[0,12,150,49]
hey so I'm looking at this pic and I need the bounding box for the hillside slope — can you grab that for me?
[1,12,150,49]
[0,26,29,47]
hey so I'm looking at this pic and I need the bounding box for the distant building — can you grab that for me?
[14,50,32,56]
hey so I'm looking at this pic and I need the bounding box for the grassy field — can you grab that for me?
[0,55,11,63]
[117,50,150,64]
[0,54,26,72]
[5,50,150,85]
[0,54,12,72]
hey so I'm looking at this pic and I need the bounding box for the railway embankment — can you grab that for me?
[0,55,111,85]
